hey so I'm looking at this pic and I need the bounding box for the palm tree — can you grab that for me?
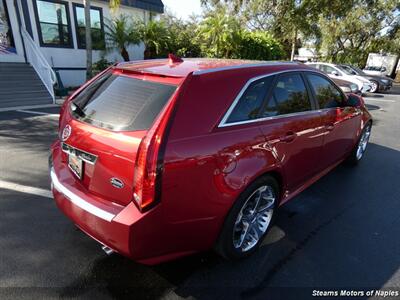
[137,20,170,59]
[84,0,120,79]
[104,15,141,61]
[197,9,242,58]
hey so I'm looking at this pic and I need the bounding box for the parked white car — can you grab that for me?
[306,62,373,93]
[363,66,389,77]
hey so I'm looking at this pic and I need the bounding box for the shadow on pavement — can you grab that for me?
[384,85,400,95]
[365,104,380,111]
[0,113,59,153]
[365,93,384,98]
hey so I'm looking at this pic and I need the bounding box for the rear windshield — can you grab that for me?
[71,72,177,131]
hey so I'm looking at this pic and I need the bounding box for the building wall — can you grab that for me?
[23,0,152,87]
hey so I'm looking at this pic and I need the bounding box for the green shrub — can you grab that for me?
[235,31,284,60]
[92,57,113,75]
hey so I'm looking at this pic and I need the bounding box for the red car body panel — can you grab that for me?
[50,59,372,264]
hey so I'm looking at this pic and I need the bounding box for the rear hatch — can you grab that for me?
[59,69,178,206]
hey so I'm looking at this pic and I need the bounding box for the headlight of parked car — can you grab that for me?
[350,84,358,92]
[340,86,352,93]
[380,79,389,84]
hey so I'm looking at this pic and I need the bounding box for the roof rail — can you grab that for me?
[193,61,298,76]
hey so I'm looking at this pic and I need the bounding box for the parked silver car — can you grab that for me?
[341,65,393,93]
[306,62,373,93]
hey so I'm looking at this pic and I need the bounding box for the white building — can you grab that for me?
[0,0,164,108]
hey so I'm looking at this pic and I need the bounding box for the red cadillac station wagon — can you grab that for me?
[50,57,372,264]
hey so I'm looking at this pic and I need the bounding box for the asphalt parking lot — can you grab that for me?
[0,87,400,300]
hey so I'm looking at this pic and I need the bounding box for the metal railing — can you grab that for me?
[21,28,57,102]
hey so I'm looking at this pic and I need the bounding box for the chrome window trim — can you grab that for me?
[219,110,319,128]
[218,69,320,128]
[50,168,115,222]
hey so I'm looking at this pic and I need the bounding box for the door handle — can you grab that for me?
[280,132,297,143]
[326,123,335,131]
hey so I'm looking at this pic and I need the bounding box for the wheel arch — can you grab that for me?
[258,169,284,203]
[232,167,286,209]
[214,168,284,258]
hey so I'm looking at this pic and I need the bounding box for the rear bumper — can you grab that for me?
[51,167,192,264]
[51,169,116,222]
[50,142,202,264]
[51,166,138,257]
[378,82,392,91]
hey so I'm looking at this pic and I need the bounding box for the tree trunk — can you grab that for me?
[144,48,151,59]
[290,28,298,61]
[121,47,130,61]
[84,0,92,80]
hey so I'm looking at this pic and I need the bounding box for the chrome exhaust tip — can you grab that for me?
[101,245,114,256]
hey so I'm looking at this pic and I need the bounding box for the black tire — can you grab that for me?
[369,81,379,93]
[215,175,279,260]
[346,122,372,165]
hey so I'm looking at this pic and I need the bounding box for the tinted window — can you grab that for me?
[35,0,72,47]
[72,73,177,131]
[227,77,273,123]
[338,65,356,75]
[74,5,104,49]
[263,73,311,117]
[350,65,366,76]
[306,74,345,109]
[320,65,338,74]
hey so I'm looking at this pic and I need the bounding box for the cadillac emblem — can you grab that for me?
[61,125,72,141]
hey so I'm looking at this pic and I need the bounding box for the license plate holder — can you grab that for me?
[68,153,83,179]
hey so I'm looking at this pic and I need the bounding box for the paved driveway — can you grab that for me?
[0,88,400,299]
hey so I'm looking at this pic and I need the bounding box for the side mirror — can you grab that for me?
[381,67,387,72]
[346,94,363,107]
[331,70,339,76]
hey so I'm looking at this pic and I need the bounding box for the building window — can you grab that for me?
[34,0,73,47]
[73,4,104,50]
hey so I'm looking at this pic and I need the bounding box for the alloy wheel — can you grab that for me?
[232,185,276,252]
[369,81,378,93]
[356,125,371,160]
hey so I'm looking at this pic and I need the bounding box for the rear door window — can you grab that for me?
[262,73,312,117]
[226,76,274,124]
[306,74,345,109]
[71,72,177,131]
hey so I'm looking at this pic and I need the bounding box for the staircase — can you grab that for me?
[0,62,53,109]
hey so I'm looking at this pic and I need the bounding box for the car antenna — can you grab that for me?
[168,53,183,66]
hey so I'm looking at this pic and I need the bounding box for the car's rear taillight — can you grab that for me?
[133,127,164,211]
[132,73,192,212]
[132,90,176,212]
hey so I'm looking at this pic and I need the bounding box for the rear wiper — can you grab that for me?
[70,102,86,117]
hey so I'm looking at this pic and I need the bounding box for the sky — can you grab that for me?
[162,0,203,20]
